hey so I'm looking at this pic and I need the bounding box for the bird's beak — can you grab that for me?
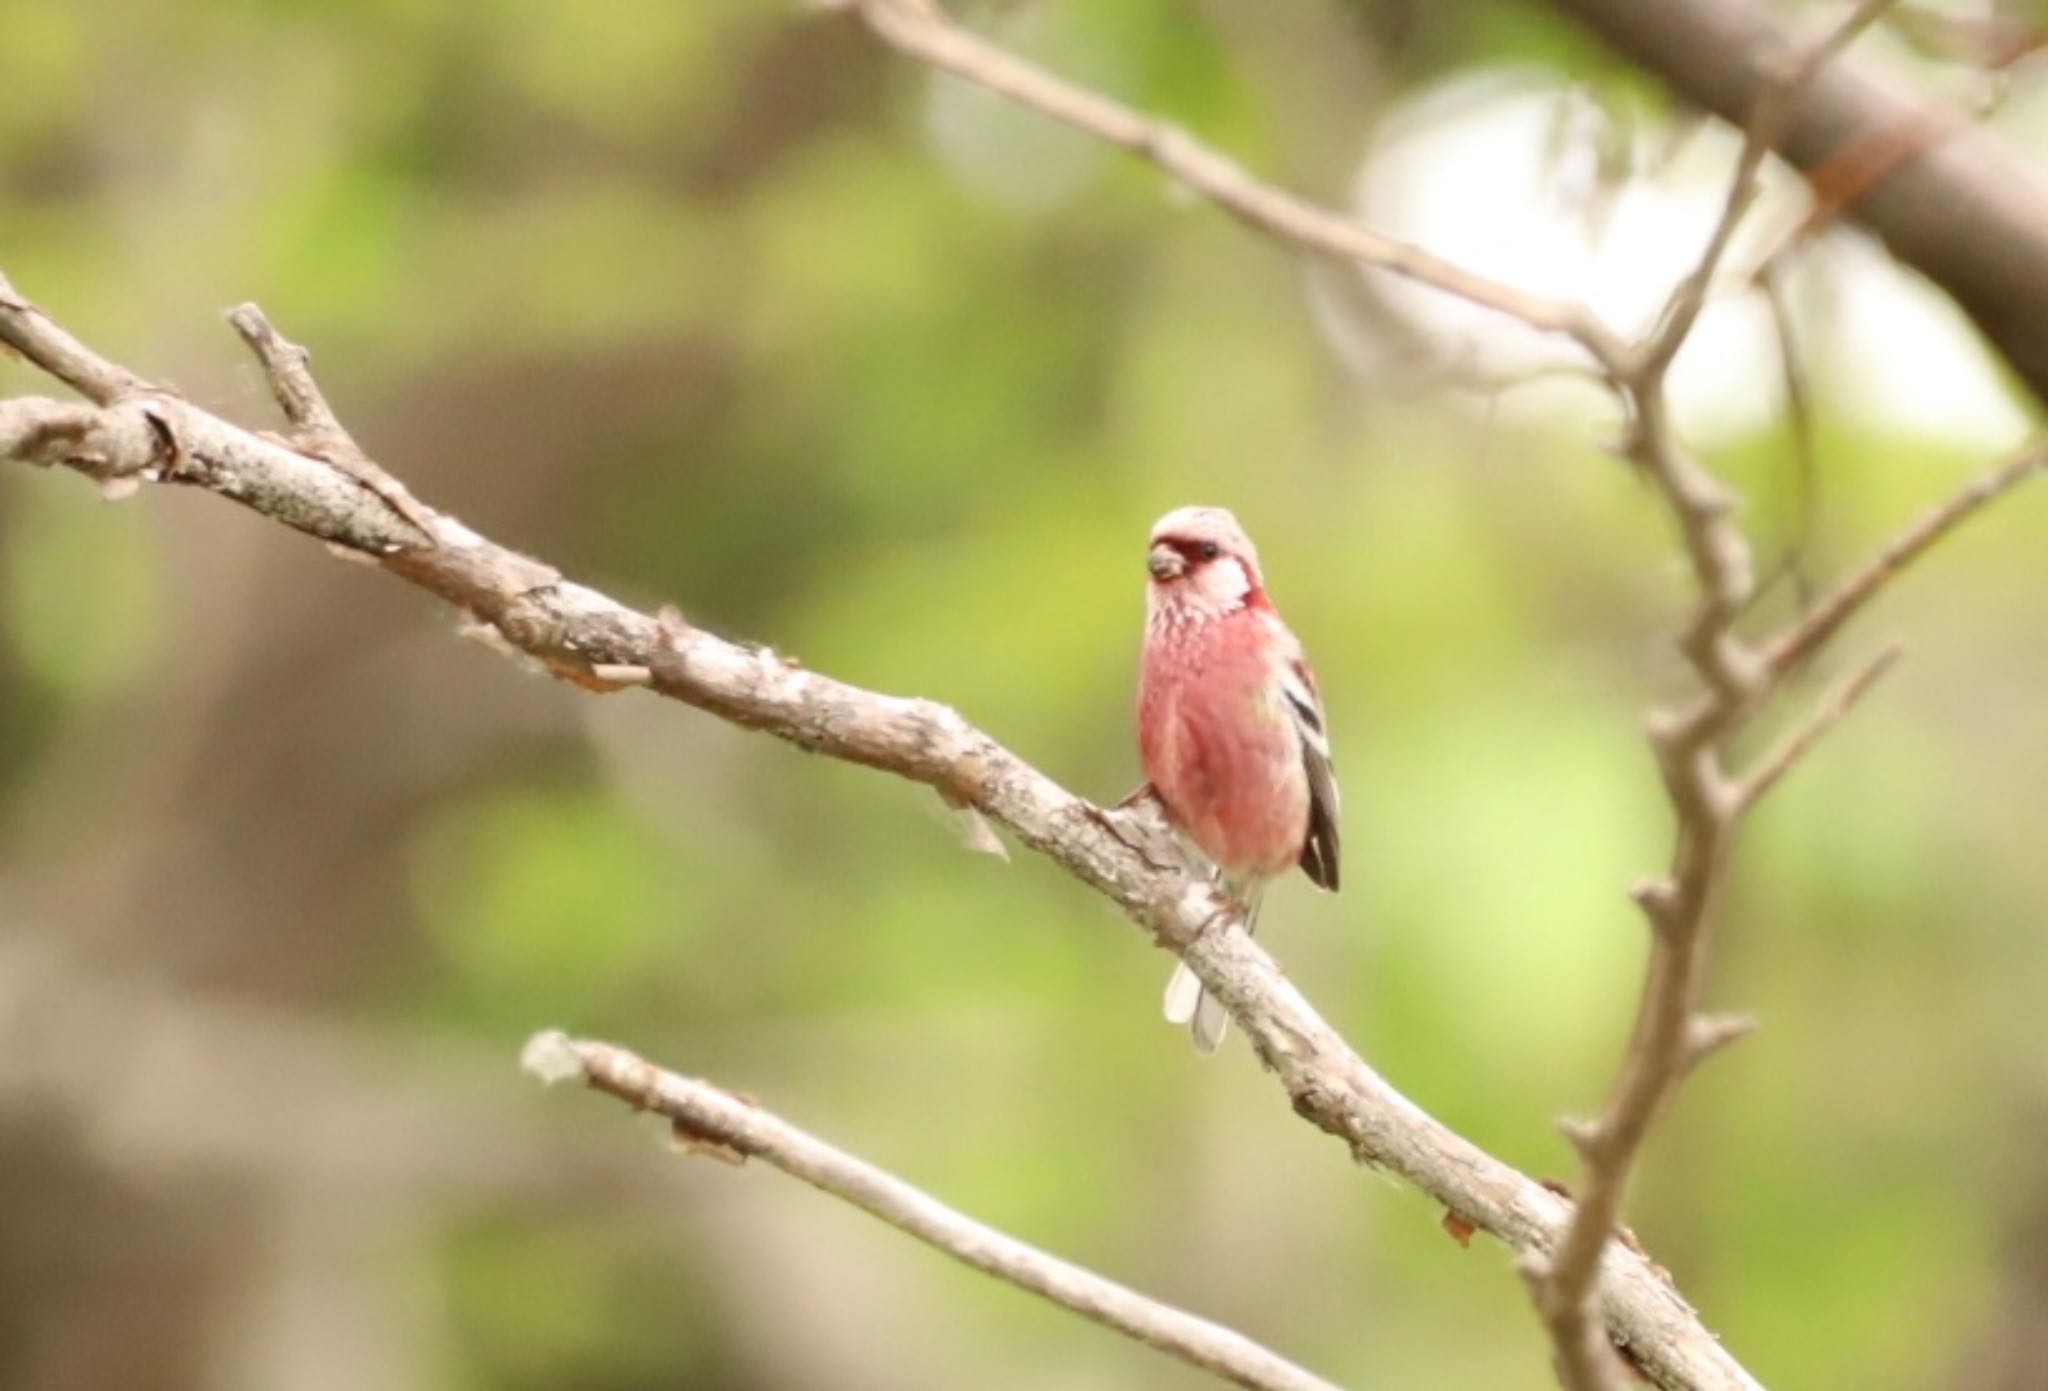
[1147,543,1184,581]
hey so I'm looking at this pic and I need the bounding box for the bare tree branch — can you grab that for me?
[224,303,438,536]
[1765,440,2048,678]
[1521,11,1902,1385]
[839,0,1631,373]
[523,1032,1344,1391]
[1750,262,1820,612]
[0,276,1761,1391]
[1528,400,1748,1388]
[1639,0,1900,380]
[0,275,154,403]
[1544,0,2048,407]
[1736,642,1902,811]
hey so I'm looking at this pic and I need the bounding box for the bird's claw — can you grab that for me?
[1082,796,1181,876]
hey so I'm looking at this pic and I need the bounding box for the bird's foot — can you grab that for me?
[1083,793,1181,875]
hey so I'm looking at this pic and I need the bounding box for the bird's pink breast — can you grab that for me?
[1138,608,1310,883]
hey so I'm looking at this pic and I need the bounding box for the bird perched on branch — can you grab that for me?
[1137,506,1340,1053]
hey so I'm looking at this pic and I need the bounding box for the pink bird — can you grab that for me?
[1137,506,1339,1052]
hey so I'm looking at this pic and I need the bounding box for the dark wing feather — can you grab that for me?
[1281,657,1340,891]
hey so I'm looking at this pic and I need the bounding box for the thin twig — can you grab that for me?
[1737,642,1903,810]
[0,270,155,404]
[844,0,1631,373]
[225,304,440,538]
[1640,0,1902,380]
[1530,396,1755,1391]
[1752,261,1820,611]
[224,304,359,451]
[1548,0,2048,410]
[1766,439,2048,677]
[525,1032,1344,1391]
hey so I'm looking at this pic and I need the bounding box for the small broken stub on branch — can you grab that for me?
[1441,1209,1477,1249]
[668,1118,747,1167]
[544,656,642,692]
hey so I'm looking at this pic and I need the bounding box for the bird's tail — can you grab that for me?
[1161,889,1262,1054]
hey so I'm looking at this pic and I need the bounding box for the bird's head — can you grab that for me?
[1145,506,1265,620]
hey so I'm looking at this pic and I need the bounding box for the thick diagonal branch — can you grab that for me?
[524,1033,1342,1391]
[0,280,1756,1391]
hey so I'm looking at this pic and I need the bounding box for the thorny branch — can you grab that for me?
[1525,6,1911,1389]
[522,1033,1343,1391]
[0,275,1760,1391]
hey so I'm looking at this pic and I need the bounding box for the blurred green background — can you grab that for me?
[3,2,2046,1388]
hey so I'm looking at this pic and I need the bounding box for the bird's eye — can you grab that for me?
[1199,542,1220,561]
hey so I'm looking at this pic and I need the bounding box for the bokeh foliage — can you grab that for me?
[2,2,2046,1389]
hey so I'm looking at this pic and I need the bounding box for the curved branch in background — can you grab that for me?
[522,1033,1344,1391]
[1544,0,2048,407]
[836,0,1631,373]
[0,276,1759,1391]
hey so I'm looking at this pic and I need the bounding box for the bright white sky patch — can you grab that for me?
[1324,70,2032,451]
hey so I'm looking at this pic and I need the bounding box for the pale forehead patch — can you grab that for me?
[1155,508,1245,561]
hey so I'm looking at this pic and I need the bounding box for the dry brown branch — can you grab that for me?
[0,275,154,403]
[1640,0,1900,380]
[1765,440,2048,678]
[523,1032,1343,1391]
[1752,263,1820,610]
[1546,0,2048,407]
[0,277,1760,1391]
[223,305,358,453]
[224,304,438,535]
[1525,387,1760,1388]
[1523,9,1910,1386]
[1736,643,1903,811]
[1534,409,2044,1391]
[840,0,1631,373]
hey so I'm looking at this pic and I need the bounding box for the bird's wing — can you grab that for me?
[1280,654,1340,891]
